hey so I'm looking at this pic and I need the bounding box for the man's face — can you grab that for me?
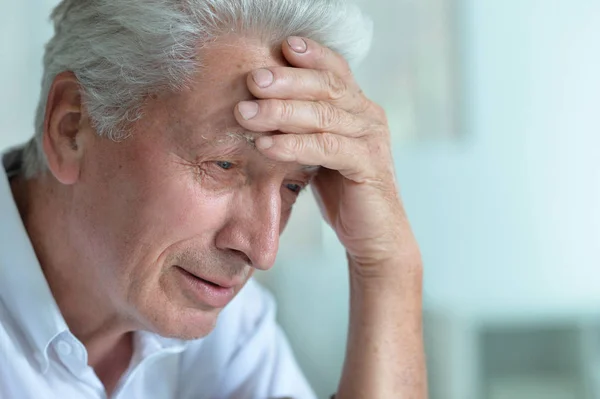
[68,36,314,339]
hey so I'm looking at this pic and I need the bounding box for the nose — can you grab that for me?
[214,183,281,270]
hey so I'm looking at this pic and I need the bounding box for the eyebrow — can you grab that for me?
[206,131,321,173]
[212,131,257,147]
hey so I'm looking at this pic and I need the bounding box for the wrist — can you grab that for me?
[347,261,423,314]
[348,251,423,288]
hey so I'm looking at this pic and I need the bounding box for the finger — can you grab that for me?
[247,67,369,115]
[282,36,359,90]
[254,133,371,182]
[235,99,372,137]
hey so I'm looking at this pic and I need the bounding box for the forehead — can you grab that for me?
[165,35,287,146]
[200,35,287,88]
[146,36,323,175]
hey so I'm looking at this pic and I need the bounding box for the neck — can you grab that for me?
[11,174,134,372]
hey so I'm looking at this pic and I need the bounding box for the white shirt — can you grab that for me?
[0,147,316,399]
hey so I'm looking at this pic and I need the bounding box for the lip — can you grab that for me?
[175,266,236,308]
[190,272,239,289]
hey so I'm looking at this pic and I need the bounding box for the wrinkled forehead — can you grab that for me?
[156,36,322,174]
[165,36,286,146]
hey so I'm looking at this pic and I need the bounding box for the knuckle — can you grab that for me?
[320,132,342,155]
[315,101,340,130]
[323,71,347,101]
[288,135,305,152]
[356,123,374,138]
[352,94,374,115]
[277,100,295,122]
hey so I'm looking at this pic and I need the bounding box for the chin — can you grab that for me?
[140,304,223,341]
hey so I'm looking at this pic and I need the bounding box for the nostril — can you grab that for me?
[230,249,252,267]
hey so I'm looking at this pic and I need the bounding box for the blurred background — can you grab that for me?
[1,1,599,398]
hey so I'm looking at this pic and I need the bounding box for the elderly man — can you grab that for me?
[0,0,426,398]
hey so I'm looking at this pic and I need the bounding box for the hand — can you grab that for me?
[234,36,421,277]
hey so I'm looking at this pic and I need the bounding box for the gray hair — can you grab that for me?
[23,0,373,177]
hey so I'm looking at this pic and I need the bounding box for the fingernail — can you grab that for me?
[238,101,259,120]
[252,69,274,88]
[256,136,273,150]
[287,36,307,53]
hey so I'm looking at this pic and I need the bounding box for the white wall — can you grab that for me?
[397,0,600,314]
[0,0,56,150]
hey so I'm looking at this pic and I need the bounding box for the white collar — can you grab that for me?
[0,146,69,372]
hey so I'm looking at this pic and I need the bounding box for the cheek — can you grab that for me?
[129,167,233,246]
[78,142,232,262]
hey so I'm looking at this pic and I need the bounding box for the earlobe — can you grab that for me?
[42,71,85,185]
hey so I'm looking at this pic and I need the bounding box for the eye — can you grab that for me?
[215,161,234,170]
[285,183,303,194]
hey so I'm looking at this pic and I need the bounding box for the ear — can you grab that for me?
[42,71,87,185]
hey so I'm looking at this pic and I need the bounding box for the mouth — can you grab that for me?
[178,267,238,288]
[175,266,237,308]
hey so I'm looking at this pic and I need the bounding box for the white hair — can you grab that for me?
[23,0,373,177]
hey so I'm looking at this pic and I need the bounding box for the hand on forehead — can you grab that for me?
[168,37,285,139]
[165,36,322,174]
